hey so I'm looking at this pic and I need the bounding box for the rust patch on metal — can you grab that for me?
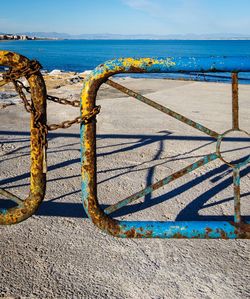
[230,221,250,238]
[219,230,229,240]
[205,227,213,237]
[125,228,137,238]
[172,233,189,239]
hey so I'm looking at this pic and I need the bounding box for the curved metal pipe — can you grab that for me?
[81,57,250,238]
[0,51,47,224]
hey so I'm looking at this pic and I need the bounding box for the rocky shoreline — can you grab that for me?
[0,70,91,109]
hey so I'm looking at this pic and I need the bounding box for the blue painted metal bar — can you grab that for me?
[117,221,247,239]
[92,57,250,76]
[81,57,250,239]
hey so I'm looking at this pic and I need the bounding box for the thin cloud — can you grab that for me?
[122,0,250,34]
[122,0,160,14]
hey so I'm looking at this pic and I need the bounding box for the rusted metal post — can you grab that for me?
[233,168,241,223]
[232,72,239,130]
[0,51,47,225]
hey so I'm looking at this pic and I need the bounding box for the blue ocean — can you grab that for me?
[1,39,250,83]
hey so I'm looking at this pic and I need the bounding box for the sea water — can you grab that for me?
[1,39,250,83]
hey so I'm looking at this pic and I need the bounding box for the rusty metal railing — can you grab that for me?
[0,51,47,224]
[81,57,250,239]
[1,53,249,238]
[0,51,100,224]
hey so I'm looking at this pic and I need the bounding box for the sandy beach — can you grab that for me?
[0,72,250,299]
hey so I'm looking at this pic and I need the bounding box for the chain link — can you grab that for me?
[47,94,80,107]
[14,79,81,107]
[2,60,41,82]
[12,80,34,113]
[1,67,99,131]
[47,105,101,131]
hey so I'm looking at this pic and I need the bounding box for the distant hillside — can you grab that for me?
[13,32,250,40]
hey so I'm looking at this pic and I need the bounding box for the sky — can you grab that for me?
[1,0,250,35]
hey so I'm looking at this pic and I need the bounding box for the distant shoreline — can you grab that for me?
[1,38,250,41]
[2,31,250,40]
[0,38,59,41]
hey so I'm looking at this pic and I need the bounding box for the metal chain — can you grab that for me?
[14,79,80,107]
[1,65,99,131]
[13,79,100,131]
[47,105,101,131]
[12,80,34,113]
[47,94,80,107]
[3,80,99,131]
[2,60,41,82]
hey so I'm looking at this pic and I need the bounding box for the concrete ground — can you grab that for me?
[0,78,249,299]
